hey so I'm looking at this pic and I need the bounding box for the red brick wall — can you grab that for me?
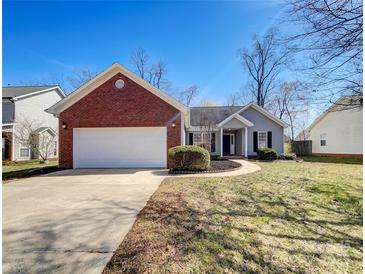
[2,131,12,161]
[59,72,182,168]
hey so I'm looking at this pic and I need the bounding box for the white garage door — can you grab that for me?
[73,127,167,168]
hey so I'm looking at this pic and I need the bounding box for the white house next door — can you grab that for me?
[73,127,167,168]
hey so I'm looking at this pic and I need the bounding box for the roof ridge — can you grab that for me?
[190,105,245,108]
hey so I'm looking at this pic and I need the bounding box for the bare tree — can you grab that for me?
[17,68,97,93]
[130,48,170,90]
[284,0,363,108]
[197,108,215,152]
[130,48,150,80]
[67,68,97,90]
[14,117,57,163]
[226,93,242,106]
[273,81,310,140]
[176,85,199,106]
[200,100,218,107]
[239,29,289,107]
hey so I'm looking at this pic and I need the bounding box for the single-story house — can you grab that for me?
[46,63,287,169]
[305,96,363,158]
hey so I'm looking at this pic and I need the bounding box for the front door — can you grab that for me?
[223,135,231,155]
[223,134,235,155]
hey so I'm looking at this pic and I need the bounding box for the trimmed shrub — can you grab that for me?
[257,147,278,161]
[279,153,297,160]
[168,145,210,171]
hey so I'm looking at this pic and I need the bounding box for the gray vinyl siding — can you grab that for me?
[221,118,243,129]
[185,105,285,156]
[240,108,284,155]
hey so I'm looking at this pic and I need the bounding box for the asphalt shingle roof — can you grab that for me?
[190,106,244,126]
[2,86,57,98]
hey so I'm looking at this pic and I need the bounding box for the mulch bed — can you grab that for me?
[169,159,241,174]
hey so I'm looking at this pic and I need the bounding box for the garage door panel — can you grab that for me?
[73,127,167,168]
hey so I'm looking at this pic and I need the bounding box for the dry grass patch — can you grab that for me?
[104,161,362,274]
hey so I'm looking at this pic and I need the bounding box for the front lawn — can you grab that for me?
[301,155,362,165]
[2,160,59,180]
[104,161,363,274]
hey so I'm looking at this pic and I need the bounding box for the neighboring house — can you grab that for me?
[46,63,287,169]
[305,96,363,158]
[2,86,65,161]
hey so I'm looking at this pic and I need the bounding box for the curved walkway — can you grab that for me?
[169,159,261,178]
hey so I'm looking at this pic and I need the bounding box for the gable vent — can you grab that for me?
[115,79,125,89]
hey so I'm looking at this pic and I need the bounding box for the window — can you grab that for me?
[53,141,57,156]
[193,133,202,145]
[258,132,267,149]
[20,146,30,157]
[193,132,215,152]
[320,134,326,146]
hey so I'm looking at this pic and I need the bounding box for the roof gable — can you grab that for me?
[32,127,57,136]
[187,103,287,128]
[238,103,288,128]
[217,114,254,127]
[46,63,186,115]
[307,96,363,132]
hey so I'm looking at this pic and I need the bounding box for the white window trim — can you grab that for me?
[257,131,268,149]
[19,145,30,158]
[192,132,215,153]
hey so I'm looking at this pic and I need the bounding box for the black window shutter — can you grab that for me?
[253,131,258,152]
[211,133,216,152]
[189,133,193,145]
[268,131,272,148]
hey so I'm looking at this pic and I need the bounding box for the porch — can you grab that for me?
[217,113,254,158]
[219,128,248,157]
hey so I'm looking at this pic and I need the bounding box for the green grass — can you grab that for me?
[2,160,59,180]
[301,155,363,165]
[104,161,363,274]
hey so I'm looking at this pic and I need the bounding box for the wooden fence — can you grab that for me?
[293,140,312,156]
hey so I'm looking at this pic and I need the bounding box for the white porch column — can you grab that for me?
[220,128,223,157]
[244,127,248,158]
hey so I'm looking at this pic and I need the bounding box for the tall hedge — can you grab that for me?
[168,145,210,171]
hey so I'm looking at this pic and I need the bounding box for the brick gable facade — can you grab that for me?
[58,72,181,168]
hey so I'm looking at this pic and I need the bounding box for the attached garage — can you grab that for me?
[73,127,167,168]
[46,63,186,169]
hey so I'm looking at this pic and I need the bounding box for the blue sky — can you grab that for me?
[4,0,285,105]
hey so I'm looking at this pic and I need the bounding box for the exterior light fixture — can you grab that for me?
[171,123,176,128]
[62,122,68,129]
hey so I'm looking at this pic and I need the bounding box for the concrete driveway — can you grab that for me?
[3,168,167,274]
